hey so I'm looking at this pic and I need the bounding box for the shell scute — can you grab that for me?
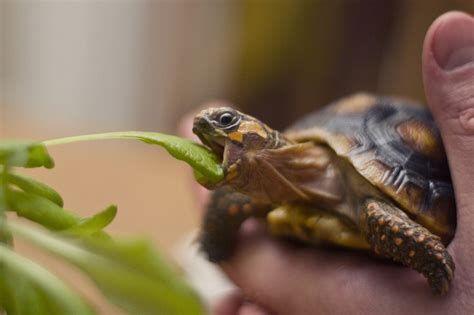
[285,93,455,241]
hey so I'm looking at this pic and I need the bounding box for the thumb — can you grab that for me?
[422,11,474,260]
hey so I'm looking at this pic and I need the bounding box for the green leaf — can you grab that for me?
[6,190,80,230]
[6,173,64,207]
[6,191,112,239]
[62,205,117,236]
[0,244,96,315]
[0,268,62,315]
[43,131,224,184]
[0,141,54,169]
[9,222,205,315]
[193,169,213,186]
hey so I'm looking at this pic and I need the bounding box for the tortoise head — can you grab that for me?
[192,107,281,159]
[193,107,339,203]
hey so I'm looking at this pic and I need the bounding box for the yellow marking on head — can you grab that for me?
[229,131,243,142]
[409,250,416,257]
[335,93,377,113]
[238,120,268,139]
[397,120,444,158]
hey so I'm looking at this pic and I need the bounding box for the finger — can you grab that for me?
[211,289,273,315]
[212,291,243,315]
[220,220,440,314]
[422,12,474,257]
[220,220,361,314]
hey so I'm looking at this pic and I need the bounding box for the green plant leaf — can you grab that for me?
[6,190,80,230]
[62,205,117,236]
[0,268,64,315]
[0,244,96,315]
[44,131,224,184]
[6,191,112,239]
[5,173,64,207]
[0,141,54,169]
[9,222,206,315]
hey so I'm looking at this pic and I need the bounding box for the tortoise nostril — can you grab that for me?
[193,117,217,140]
[193,117,208,130]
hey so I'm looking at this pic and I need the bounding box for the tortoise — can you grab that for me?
[192,93,456,295]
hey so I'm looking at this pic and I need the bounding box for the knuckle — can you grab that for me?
[459,107,474,134]
[438,69,474,135]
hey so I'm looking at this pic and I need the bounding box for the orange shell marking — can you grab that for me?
[396,120,444,158]
[228,204,240,215]
[334,93,377,113]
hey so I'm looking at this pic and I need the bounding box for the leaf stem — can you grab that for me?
[43,131,224,183]
[43,132,137,146]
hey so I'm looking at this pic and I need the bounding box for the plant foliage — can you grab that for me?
[0,132,224,314]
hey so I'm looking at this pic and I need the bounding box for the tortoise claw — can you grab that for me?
[427,254,454,295]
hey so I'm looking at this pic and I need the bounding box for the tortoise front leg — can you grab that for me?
[200,186,271,262]
[361,199,454,295]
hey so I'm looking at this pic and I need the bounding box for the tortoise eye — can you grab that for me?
[217,112,236,127]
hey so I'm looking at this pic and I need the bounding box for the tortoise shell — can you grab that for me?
[284,93,456,242]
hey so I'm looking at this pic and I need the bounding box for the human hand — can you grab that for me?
[180,11,474,315]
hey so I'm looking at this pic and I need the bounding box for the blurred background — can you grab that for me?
[0,0,473,313]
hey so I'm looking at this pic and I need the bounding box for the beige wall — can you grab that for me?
[1,1,238,135]
[0,3,239,312]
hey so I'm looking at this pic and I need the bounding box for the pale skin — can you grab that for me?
[179,11,474,315]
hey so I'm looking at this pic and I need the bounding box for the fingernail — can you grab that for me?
[432,12,474,70]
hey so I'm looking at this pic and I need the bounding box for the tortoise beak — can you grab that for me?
[201,135,226,159]
[192,115,226,158]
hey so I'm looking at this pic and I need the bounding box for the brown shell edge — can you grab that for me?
[284,93,455,241]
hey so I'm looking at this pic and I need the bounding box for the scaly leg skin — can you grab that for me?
[200,186,271,262]
[361,199,454,295]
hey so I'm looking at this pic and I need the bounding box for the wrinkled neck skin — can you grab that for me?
[219,129,387,226]
[221,133,348,209]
